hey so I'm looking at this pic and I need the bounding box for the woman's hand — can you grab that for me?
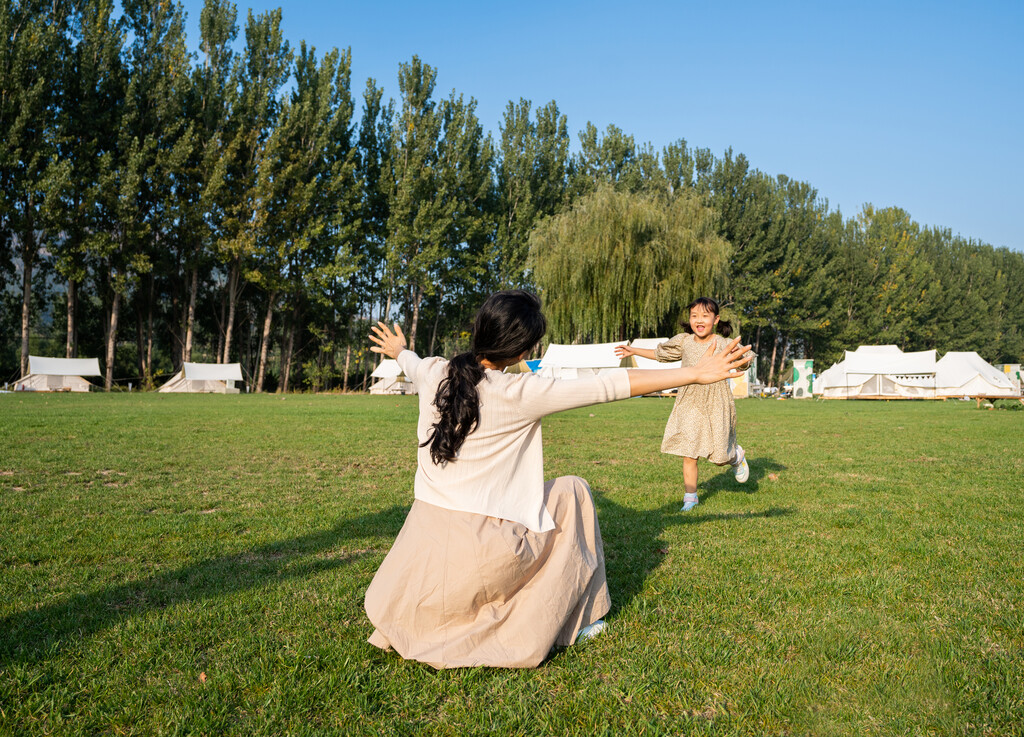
[369,321,408,360]
[614,344,636,358]
[694,337,752,384]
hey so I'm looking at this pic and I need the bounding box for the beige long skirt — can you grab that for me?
[365,475,610,669]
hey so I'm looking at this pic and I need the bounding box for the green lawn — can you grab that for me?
[1,393,1021,736]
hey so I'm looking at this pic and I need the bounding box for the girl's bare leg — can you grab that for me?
[683,457,698,496]
[682,457,700,510]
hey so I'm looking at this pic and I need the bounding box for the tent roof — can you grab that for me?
[816,360,847,386]
[182,362,243,381]
[28,355,102,377]
[849,345,904,356]
[371,358,403,379]
[628,338,681,369]
[843,347,936,375]
[539,342,627,369]
[629,338,667,350]
[936,352,1014,390]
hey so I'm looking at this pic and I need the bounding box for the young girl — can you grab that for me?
[615,297,752,511]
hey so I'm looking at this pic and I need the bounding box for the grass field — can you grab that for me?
[1,393,1022,736]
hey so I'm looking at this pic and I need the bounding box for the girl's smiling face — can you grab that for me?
[689,305,720,340]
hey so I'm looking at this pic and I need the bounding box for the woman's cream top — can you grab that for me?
[396,350,631,532]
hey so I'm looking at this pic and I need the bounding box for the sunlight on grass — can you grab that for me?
[1,394,1021,735]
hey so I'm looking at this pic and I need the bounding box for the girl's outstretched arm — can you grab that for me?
[614,344,657,361]
[625,338,749,397]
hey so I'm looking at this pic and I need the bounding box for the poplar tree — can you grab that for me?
[494,98,569,289]
[995,246,1024,361]
[570,122,643,197]
[661,138,697,193]
[760,177,839,379]
[700,150,790,377]
[218,7,291,363]
[176,0,238,365]
[386,56,443,351]
[345,77,392,385]
[353,77,392,320]
[421,90,494,354]
[99,0,190,390]
[1,0,72,377]
[51,0,123,360]
[252,43,360,392]
[922,233,1006,357]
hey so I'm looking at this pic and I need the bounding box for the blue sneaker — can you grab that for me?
[681,494,699,512]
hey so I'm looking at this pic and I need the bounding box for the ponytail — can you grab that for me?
[423,352,485,466]
[423,290,547,466]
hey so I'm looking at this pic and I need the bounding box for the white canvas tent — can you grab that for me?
[815,345,937,399]
[623,338,682,370]
[158,362,243,393]
[369,358,416,395]
[619,338,680,395]
[15,356,102,392]
[537,341,627,380]
[935,352,1018,398]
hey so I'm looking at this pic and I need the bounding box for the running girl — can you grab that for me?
[616,297,753,511]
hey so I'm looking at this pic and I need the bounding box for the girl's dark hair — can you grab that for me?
[423,290,547,466]
[681,296,733,338]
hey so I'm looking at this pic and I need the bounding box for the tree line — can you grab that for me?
[3,0,1022,392]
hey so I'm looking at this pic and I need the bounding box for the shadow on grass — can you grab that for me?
[0,505,409,666]
[697,454,788,504]
[595,478,794,616]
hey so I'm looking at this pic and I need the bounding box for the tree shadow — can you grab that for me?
[0,504,409,667]
[594,480,794,617]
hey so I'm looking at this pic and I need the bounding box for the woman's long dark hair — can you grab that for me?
[681,296,733,338]
[423,290,547,466]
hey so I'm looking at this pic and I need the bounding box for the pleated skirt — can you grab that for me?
[365,475,610,669]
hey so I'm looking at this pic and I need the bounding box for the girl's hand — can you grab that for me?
[369,322,408,359]
[694,337,752,384]
[614,344,636,358]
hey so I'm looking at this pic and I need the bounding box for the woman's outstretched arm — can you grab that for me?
[625,337,750,397]
[370,321,425,383]
[369,322,408,359]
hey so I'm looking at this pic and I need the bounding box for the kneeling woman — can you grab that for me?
[366,291,748,669]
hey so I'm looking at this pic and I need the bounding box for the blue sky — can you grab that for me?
[176,0,1023,251]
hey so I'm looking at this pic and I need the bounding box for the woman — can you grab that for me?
[365,290,749,669]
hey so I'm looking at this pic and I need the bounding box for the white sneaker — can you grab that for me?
[575,620,607,644]
[733,446,749,483]
[681,493,699,512]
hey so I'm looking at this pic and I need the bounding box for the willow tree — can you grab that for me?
[529,185,728,343]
